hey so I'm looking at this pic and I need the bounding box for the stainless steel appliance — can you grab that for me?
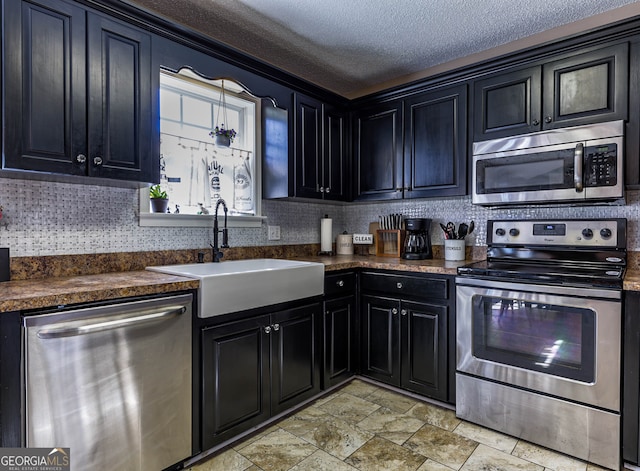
[456,219,625,470]
[24,294,193,471]
[402,218,432,259]
[472,121,624,206]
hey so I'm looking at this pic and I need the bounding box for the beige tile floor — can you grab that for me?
[189,379,610,471]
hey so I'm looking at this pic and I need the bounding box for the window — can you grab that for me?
[140,68,262,227]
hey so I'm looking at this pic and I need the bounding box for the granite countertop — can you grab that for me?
[624,269,640,291]
[297,254,469,275]
[0,256,464,313]
[0,271,200,313]
[4,256,638,314]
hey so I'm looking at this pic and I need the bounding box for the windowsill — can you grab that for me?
[139,212,265,228]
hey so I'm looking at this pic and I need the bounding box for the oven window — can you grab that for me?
[472,295,595,382]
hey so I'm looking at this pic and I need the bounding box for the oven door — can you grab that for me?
[456,277,621,411]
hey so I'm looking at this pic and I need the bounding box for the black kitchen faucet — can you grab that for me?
[210,199,229,262]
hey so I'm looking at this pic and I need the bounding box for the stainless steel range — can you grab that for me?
[456,218,626,470]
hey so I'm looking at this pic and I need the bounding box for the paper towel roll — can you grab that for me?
[320,215,333,253]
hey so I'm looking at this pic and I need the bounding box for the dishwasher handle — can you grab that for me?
[36,305,187,339]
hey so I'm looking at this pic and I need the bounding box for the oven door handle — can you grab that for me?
[574,143,584,192]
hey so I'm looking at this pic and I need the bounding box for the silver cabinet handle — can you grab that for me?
[337,280,345,287]
[392,308,398,315]
[37,306,186,339]
[76,154,87,164]
[396,282,403,289]
[574,143,584,192]
[93,156,103,166]
[545,116,552,124]
[264,325,272,334]
[272,323,280,331]
[401,309,407,316]
[325,187,330,194]
[319,186,325,193]
[532,119,540,126]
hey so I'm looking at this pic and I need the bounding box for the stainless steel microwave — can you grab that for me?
[472,121,624,206]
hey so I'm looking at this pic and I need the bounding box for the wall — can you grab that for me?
[0,177,638,257]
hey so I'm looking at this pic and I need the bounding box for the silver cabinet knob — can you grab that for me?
[325,187,330,194]
[396,282,403,289]
[545,116,552,124]
[532,119,540,126]
[401,309,407,316]
[319,187,325,193]
[93,156,103,166]
[392,308,398,315]
[76,154,87,164]
[264,326,272,334]
[337,280,344,287]
[272,323,280,331]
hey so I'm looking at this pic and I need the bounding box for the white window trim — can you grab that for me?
[139,70,264,229]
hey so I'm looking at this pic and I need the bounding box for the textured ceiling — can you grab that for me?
[127,0,640,98]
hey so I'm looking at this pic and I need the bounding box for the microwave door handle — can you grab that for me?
[574,143,584,192]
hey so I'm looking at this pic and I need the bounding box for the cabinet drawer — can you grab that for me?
[360,272,448,300]
[324,272,357,297]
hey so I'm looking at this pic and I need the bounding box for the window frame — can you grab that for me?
[139,69,264,228]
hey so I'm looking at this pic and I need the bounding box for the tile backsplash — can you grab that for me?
[0,177,639,257]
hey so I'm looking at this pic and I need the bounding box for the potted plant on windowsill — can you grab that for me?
[149,184,169,213]
[210,125,237,148]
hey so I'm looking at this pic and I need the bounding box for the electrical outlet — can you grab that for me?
[268,225,281,240]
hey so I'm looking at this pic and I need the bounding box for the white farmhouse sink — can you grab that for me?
[147,259,325,317]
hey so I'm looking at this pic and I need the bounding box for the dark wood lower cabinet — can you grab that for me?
[323,295,357,387]
[360,272,451,403]
[200,302,320,449]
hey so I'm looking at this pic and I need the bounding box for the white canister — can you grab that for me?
[336,234,354,255]
[444,239,466,261]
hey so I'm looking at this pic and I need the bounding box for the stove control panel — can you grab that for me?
[489,219,625,247]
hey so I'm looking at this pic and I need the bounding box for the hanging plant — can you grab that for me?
[210,80,237,147]
[209,125,237,147]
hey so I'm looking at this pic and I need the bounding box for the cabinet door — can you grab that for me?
[542,43,628,129]
[3,0,87,175]
[201,315,271,449]
[323,295,356,388]
[271,303,321,415]
[293,93,323,198]
[323,104,349,201]
[400,301,448,401]
[473,66,542,140]
[87,14,154,182]
[404,85,467,198]
[353,102,404,201]
[360,295,401,386]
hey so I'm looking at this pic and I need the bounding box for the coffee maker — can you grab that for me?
[402,218,433,259]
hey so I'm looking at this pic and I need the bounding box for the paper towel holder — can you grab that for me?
[318,214,334,256]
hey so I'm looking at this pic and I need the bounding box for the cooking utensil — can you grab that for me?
[468,220,475,235]
[439,223,450,239]
[446,222,457,240]
[458,223,468,239]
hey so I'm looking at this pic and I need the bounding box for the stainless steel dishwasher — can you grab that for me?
[23,293,193,471]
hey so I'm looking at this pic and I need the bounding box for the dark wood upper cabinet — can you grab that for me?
[294,94,323,198]
[474,43,628,141]
[3,0,156,183]
[543,43,628,129]
[404,84,468,198]
[353,101,404,201]
[473,67,541,140]
[291,93,349,200]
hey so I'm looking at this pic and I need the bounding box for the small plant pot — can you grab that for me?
[215,135,231,147]
[150,197,169,213]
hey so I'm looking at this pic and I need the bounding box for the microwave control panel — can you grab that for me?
[585,144,617,187]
